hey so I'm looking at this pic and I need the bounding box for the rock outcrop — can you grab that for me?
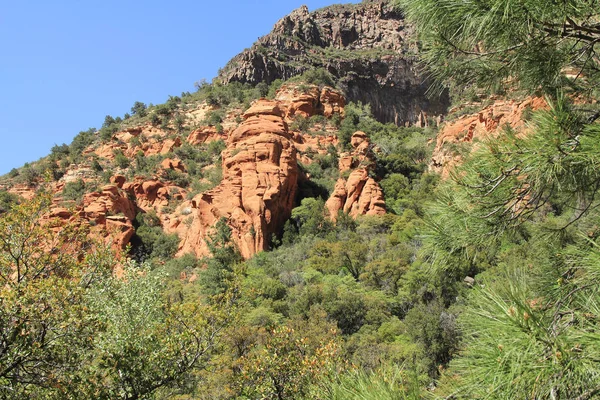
[180,100,299,259]
[160,158,186,172]
[326,131,386,219]
[218,1,448,125]
[187,126,225,146]
[59,184,139,250]
[274,85,346,122]
[431,97,547,177]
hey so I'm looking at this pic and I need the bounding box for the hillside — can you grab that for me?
[1,0,600,398]
[0,1,439,263]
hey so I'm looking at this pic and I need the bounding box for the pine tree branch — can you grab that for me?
[573,386,600,400]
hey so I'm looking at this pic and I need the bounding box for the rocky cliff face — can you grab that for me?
[4,2,414,262]
[326,131,386,219]
[178,84,366,259]
[218,1,448,126]
[179,100,299,259]
[430,97,548,177]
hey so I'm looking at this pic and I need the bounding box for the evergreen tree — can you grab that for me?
[398,0,600,96]
[399,0,600,397]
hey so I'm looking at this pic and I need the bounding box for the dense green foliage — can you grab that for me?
[133,210,181,262]
[0,191,19,214]
[398,0,600,96]
[397,0,600,398]
[0,195,238,399]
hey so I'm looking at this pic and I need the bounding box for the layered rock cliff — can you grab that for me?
[218,1,448,125]
[430,97,548,177]
[24,83,385,260]
[326,131,386,219]
[179,100,299,259]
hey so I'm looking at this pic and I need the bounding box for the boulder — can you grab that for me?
[160,158,186,172]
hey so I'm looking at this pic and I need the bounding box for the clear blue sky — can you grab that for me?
[0,0,359,175]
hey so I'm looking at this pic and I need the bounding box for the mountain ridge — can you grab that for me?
[219,1,449,125]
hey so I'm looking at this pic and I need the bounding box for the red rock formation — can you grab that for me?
[431,97,547,177]
[326,131,386,219]
[275,85,321,121]
[187,126,225,145]
[180,99,299,259]
[274,84,345,123]
[122,179,170,210]
[110,175,126,188]
[326,170,386,219]
[338,131,372,172]
[80,185,137,250]
[320,87,345,118]
[7,184,37,200]
[160,158,186,172]
[145,137,182,156]
[292,132,339,156]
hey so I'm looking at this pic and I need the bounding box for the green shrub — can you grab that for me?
[207,139,226,156]
[267,79,284,99]
[21,164,40,186]
[150,114,160,126]
[174,115,185,132]
[0,191,20,214]
[113,150,130,169]
[70,128,96,159]
[133,212,180,261]
[206,110,225,126]
[61,179,88,202]
[50,143,70,162]
[291,115,310,132]
[91,159,103,172]
[289,68,335,88]
[103,115,116,128]
[131,101,147,117]
[162,169,189,187]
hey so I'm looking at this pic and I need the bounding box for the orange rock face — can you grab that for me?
[7,184,37,200]
[160,158,186,172]
[275,85,321,121]
[431,97,547,177]
[80,185,137,250]
[325,132,386,219]
[35,84,352,259]
[275,84,346,123]
[187,126,225,145]
[122,179,170,210]
[320,87,345,118]
[179,100,299,259]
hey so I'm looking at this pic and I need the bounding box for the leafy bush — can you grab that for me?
[133,212,180,261]
[61,179,89,202]
[207,139,226,156]
[0,191,20,214]
[113,150,130,169]
[69,128,96,160]
[131,101,147,117]
[50,143,70,162]
[289,68,336,88]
